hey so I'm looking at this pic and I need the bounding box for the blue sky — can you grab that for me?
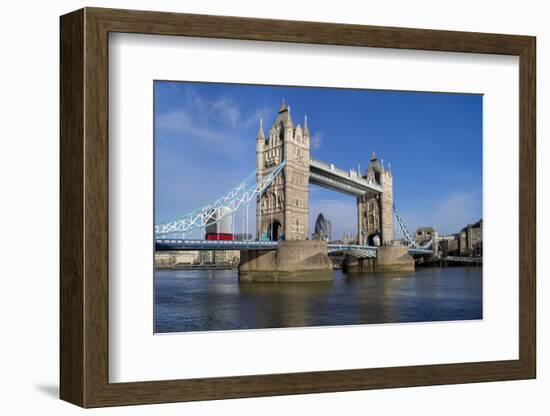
[154,81,482,238]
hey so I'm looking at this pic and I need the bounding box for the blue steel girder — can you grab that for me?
[155,160,286,237]
[392,204,434,253]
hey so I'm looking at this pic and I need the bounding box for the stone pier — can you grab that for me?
[239,240,333,282]
[343,245,415,273]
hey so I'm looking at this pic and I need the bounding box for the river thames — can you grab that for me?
[154,267,482,333]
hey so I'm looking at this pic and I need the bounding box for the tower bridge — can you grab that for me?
[253,101,394,246]
[155,101,433,279]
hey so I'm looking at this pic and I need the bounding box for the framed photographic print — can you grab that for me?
[60,7,536,408]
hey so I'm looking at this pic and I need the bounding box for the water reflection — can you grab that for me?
[154,267,482,333]
[238,281,333,328]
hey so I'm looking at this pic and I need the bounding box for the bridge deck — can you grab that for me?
[155,239,278,251]
[155,240,431,259]
[309,158,382,196]
[156,239,381,258]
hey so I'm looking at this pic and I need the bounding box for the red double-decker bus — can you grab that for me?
[205,233,234,241]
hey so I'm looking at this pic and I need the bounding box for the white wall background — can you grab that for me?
[0,0,545,414]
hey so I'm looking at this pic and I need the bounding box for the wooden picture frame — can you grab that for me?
[60,7,536,408]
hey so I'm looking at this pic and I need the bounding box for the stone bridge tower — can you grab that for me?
[256,101,310,241]
[357,152,393,245]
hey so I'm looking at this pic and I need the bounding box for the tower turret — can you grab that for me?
[294,124,303,142]
[256,101,310,241]
[256,117,265,140]
[256,117,266,184]
[379,160,393,245]
[303,115,310,149]
[358,151,394,245]
[303,114,310,137]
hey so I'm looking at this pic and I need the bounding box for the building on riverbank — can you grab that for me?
[200,250,240,266]
[438,234,460,257]
[415,227,438,245]
[412,221,482,260]
[341,231,356,244]
[155,251,200,268]
[155,250,240,268]
[459,219,483,257]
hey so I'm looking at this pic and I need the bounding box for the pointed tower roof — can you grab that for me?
[274,99,293,129]
[256,117,265,139]
[368,151,381,173]
[279,99,287,113]
[303,114,310,136]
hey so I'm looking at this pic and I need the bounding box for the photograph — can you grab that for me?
[153,81,483,334]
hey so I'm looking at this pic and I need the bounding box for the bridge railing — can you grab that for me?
[156,239,429,259]
[327,243,378,258]
[155,239,279,250]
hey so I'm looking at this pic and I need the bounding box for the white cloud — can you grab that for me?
[431,191,481,233]
[157,110,228,144]
[310,132,322,150]
[156,86,267,156]
[178,87,241,128]
[400,190,482,236]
